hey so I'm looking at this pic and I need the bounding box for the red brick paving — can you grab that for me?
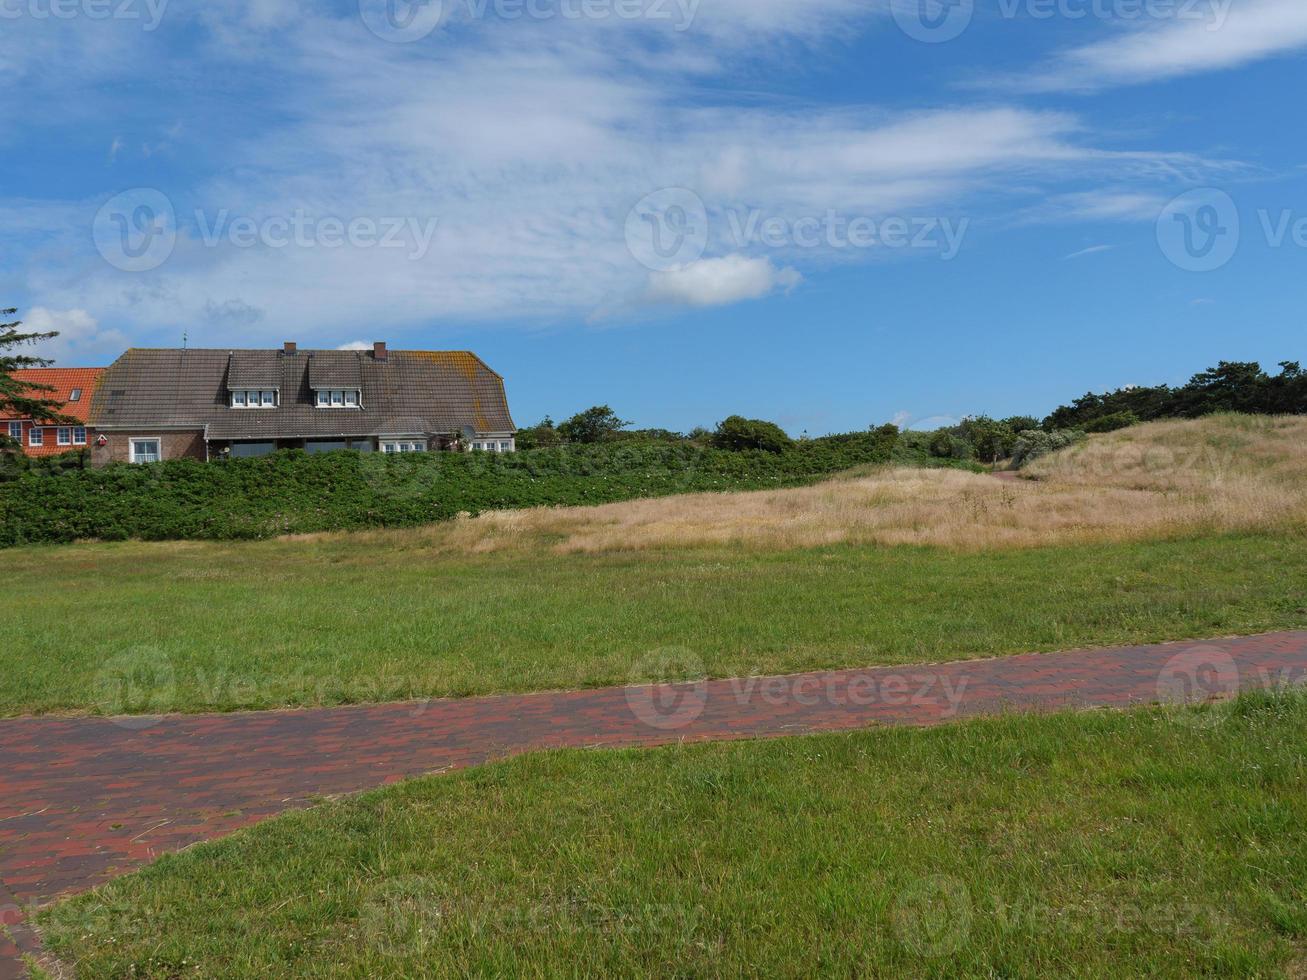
[2,631,1306,977]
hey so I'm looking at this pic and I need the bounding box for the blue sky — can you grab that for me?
[3,0,1305,433]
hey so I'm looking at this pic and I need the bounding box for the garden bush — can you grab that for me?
[0,427,899,546]
[1010,429,1086,469]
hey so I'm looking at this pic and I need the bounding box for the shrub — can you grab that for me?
[1082,411,1140,434]
[0,427,899,547]
[1011,429,1086,469]
[712,416,794,453]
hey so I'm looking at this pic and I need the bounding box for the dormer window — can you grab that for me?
[316,388,360,408]
[231,389,278,409]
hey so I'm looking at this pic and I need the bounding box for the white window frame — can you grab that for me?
[29,427,43,447]
[230,389,278,409]
[129,437,162,464]
[73,427,87,445]
[380,440,425,453]
[315,388,362,409]
[57,427,72,446]
[7,421,21,441]
[68,388,82,402]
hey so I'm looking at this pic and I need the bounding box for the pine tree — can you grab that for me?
[1,308,70,454]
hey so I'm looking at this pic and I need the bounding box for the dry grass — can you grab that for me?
[331,414,1307,555]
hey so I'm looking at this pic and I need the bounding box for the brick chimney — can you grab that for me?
[373,341,387,361]
[283,341,297,355]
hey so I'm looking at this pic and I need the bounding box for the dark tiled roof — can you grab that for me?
[308,354,362,389]
[226,351,281,389]
[88,348,515,440]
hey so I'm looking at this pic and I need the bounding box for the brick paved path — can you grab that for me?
[2,631,1306,977]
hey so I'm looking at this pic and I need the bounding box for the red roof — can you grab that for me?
[1,368,106,424]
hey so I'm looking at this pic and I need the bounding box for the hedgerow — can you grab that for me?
[0,427,899,546]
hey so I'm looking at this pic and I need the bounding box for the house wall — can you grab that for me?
[2,419,91,458]
[92,431,207,468]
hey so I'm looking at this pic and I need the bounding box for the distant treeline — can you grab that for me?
[1043,361,1307,431]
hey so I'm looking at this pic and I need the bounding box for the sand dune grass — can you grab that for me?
[353,414,1307,554]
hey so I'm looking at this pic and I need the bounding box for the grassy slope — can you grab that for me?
[3,530,1306,717]
[41,693,1307,977]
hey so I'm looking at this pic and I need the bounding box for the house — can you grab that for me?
[87,342,516,466]
[0,368,105,457]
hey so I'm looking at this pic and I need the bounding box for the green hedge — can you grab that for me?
[0,427,899,546]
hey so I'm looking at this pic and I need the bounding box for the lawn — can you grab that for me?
[3,529,1306,717]
[39,692,1307,977]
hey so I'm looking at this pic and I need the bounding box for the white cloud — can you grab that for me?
[1009,0,1307,92]
[2,2,1240,345]
[1063,244,1116,260]
[337,340,372,350]
[23,308,129,367]
[646,255,800,307]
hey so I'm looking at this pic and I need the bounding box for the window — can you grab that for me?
[68,388,82,402]
[73,427,87,445]
[230,442,275,458]
[230,389,277,408]
[316,389,361,408]
[498,441,512,452]
[57,427,71,446]
[130,438,161,464]
[7,421,20,441]
[380,440,425,453]
[29,428,43,447]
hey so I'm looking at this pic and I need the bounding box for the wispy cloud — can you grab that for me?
[1063,244,1116,260]
[1002,0,1307,92]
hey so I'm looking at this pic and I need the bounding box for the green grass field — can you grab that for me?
[2,530,1306,717]
[40,692,1307,977]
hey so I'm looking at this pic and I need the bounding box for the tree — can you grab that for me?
[1,308,69,455]
[515,416,562,450]
[557,405,630,444]
[712,416,794,453]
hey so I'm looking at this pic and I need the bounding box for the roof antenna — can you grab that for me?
[182,331,188,350]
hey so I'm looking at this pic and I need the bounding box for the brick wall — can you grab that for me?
[92,431,207,468]
[2,420,91,458]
